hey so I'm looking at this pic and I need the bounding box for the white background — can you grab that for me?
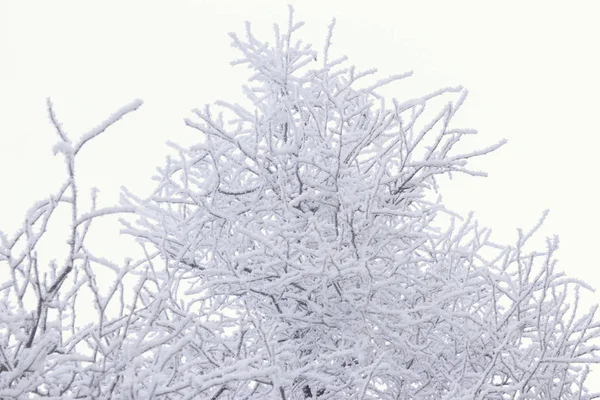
[2,0,600,390]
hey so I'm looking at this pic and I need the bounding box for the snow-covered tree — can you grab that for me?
[2,7,599,399]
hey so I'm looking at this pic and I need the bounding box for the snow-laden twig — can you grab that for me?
[74,98,143,155]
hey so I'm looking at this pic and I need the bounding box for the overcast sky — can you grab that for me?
[2,0,600,388]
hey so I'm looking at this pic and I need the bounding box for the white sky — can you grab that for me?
[2,0,600,390]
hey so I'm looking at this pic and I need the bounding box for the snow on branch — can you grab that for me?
[74,98,143,155]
